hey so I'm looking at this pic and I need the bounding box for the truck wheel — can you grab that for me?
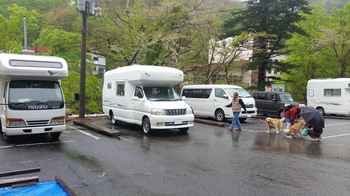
[239,118,247,123]
[109,111,117,125]
[215,109,225,122]
[179,127,189,135]
[142,117,151,135]
[316,107,325,116]
[50,132,61,141]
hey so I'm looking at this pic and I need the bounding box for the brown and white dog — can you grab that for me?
[288,119,305,137]
[265,117,285,134]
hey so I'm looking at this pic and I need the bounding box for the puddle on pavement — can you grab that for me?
[252,133,323,157]
[63,149,105,174]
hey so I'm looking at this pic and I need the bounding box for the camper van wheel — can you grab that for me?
[316,107,325,116]
[215,109,225,122]
[142,117,151,134]
[109,111,117,125]
[239,118,247,123]
[179,128,189,135]
[50,132,61,141]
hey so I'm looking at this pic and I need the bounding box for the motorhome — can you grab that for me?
[181,85,257,122]
[307,78,350,116]
[102,65,194,134]
[0,53,68,140]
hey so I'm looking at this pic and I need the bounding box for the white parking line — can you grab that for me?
[322,133,350,140]
[0,140,75,150]
[77,130,100,140]
[326,122,350,128]
[67,125,100,140]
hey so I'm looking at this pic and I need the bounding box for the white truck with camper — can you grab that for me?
[102,65,194,134]
[181,85,257,122]
[307,78,350,116]
[0,53,68,141]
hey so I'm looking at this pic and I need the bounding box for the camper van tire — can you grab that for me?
[109,111,117,125]
[50,132,61,141]
[142,117,152,134]
[179,128,189,135]
[215,109,225,122]
[239,118,247,123]
[316,107,325,116]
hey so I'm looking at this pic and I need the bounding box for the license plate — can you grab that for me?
[175,121,183,125]
[247,115,252,118]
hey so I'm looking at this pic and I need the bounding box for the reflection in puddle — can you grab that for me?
[231,131,241,148]
[253,133,322,157]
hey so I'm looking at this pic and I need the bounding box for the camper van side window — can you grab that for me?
[116,83,125,96]
[324,89,341,97]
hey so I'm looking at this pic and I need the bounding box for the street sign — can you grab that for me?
[77,0,97,15]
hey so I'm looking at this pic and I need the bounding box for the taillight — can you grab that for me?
[6,118,26,128]
[51,116,65,125]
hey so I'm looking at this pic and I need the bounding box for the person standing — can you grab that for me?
[227,92,247,131]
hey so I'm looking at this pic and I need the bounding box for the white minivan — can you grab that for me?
[0,53,68,141]
[181,85,257,122]
[307,78,350,116]
[102,65,194,134]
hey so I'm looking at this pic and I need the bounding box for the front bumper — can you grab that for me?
[3,125,65,136]
[149,114,195,130]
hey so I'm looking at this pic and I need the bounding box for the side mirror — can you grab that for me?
[223,95,229,99]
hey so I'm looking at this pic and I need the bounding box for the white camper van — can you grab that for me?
[0,53,68,141]
[181,85,257,122]
[103,65,194,134]
[307,78,350,116]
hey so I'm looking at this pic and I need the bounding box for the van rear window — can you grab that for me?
[182,88,212,99]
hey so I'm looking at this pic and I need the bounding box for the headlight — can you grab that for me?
[6,118,26,128]
[51,116,65,125]
[186,107,193,114]
[151,109,166,115]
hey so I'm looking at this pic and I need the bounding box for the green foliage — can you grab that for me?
[35,28,81,70]
[0,4,40,52]
[223,0,310,89]
[62,72,102,114]
[284,4,350,102]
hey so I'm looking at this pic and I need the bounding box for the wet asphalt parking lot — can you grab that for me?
[1,118,350,196]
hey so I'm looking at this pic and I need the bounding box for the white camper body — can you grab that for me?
[0,53,68,139]
[103,65,194,134]
[181,85,257,122]
[307,78,350,116]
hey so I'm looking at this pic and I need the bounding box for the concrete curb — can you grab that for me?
[194,119,226,127]
[73,119,121,137]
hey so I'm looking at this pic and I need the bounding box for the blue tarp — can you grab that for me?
[0,180,69,196]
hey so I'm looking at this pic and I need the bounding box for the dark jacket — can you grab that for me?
[226,99,247,112]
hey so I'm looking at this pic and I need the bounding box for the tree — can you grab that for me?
[283,5,346,102]
[223,0,310,89]
[0,5,40,52]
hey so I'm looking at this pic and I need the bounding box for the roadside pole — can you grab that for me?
[79,1,88,119]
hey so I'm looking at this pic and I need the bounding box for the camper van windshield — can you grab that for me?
[8,80,64,110]
[144,87,180,101]
[225,88,252,98]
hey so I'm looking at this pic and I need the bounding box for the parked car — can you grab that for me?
[181,85,257,122]
[0,53,68,141]
[252,91,294,116]
[102,65,194,134]
[307,78,350,116]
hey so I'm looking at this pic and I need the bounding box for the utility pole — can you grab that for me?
[79,1,89,119]
[23,17,28,50]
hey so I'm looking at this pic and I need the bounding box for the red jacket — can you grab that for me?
[286,106,300,123]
